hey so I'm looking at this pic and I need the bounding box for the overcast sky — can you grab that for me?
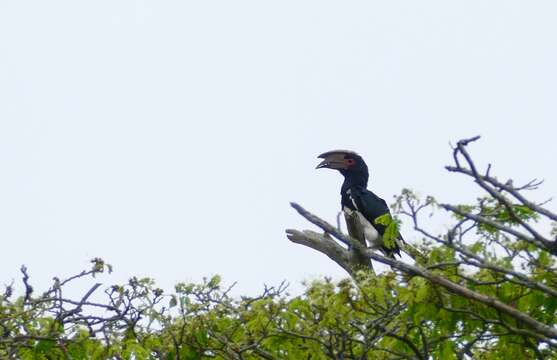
[1,1,556,296]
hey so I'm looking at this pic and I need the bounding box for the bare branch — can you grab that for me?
[285,229,354,276]
[447,138,557,223]
[20,266,33,303]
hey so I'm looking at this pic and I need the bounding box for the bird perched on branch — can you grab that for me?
[316,150,402,258]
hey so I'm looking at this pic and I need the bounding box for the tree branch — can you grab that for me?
[287,203,557,342]
[285,229,354,276]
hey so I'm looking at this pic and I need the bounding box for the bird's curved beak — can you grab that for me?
[315,159,331,169]
[316,152,349,170]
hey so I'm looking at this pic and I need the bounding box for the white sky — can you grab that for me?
[1,1,556,296]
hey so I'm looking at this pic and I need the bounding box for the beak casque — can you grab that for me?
[316,150,359,170]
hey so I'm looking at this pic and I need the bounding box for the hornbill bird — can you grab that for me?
[316,150,402,258]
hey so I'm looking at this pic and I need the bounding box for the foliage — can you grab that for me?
[2,137,557,359]
[374,213,401,250]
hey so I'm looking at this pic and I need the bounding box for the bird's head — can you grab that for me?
[316,150,369,185]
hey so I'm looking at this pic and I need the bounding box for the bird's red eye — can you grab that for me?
[346,159,355,165]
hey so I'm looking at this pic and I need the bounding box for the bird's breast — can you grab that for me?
[343,206,381,248]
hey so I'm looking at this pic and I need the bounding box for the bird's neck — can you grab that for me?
[341,174,368,193]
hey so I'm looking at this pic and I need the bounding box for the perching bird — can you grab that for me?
[316,150,402,258]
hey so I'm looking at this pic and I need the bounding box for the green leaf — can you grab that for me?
[375,214,400,249]
[415,283,429,303]
[440,341,456,360]
[375,213,393,226]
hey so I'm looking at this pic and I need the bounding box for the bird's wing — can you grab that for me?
[350,189,390,235]
[350,188,402,257]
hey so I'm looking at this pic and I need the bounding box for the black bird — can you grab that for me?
[316,150,401,258]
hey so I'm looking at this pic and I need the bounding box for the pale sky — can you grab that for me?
[1,1,556,296]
